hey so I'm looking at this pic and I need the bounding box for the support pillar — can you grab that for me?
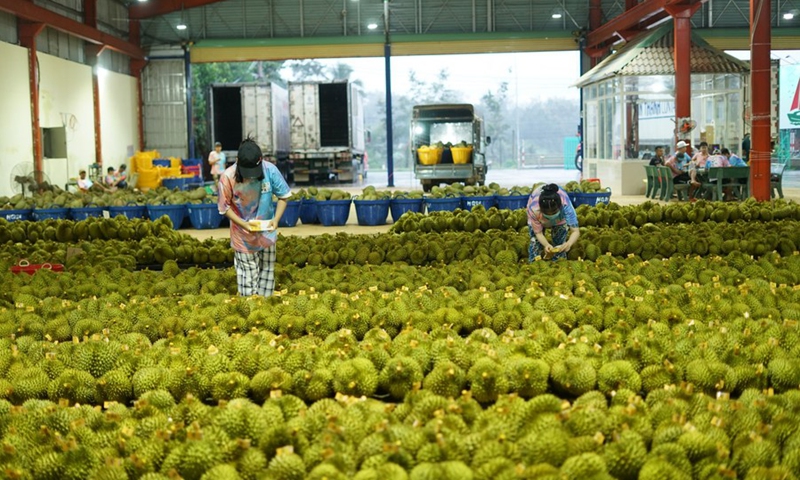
[666,3,701,134]
[86,44,105,166]
[750,0,771,201]
[129,20,145,152]
[588,0,603,67]
[18,20,45,182]
[384,0,394,187]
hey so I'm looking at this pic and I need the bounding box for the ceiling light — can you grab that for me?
[784,12,794,19]
[137,0,148,3]
[176,24,187,30]
[551,12,562,19]
[367,23,378,30]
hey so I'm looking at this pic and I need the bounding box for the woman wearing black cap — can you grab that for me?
[526,183,580,261]
[218,137,292,297]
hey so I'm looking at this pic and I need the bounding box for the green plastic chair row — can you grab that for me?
[644,165,689,201]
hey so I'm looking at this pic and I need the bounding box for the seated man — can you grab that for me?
[664,141,700,198]
[105,167,117,187]
[648,146,666,166]
[77,169,110,193]
[722,148,747,167]
[115,165,129,188]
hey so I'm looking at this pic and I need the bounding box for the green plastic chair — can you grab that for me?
[658,166,689,201]
[644,166,658,199]
[771,162,786,199]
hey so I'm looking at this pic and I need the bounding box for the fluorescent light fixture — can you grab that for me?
[784,12,794,19]
[176,23,187,30]
[551,12,562,19]
[137,0,148,3]
[367,23,378,30]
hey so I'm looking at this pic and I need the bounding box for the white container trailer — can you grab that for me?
[208,82,291,178]
[288,81,366,183]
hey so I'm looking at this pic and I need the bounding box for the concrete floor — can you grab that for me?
[183,167,800,241]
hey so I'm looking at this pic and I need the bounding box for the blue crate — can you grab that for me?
[568,189,612,207]
[70,206,104,221]
[354,198,390,226]
[162,177,186,190]
[146,204,187,229]
[461,195,496,211]
[316,199,352,226]
[33,207,69,221]
[187,203,224,229]
[496,195,529,210]
[390,198,424,222]
[181,158,202,167]
[424,197,461,213]
[153,159,171,167]
[272,200,302,228]
[299,199,319,224]
[0,209,33,222]
[108,204,146,220]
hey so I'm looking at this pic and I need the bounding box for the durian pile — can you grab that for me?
[390,199,800,234]
[294,187,351,202]
[356,186,391,201]
[391,190,425,200]
[1,247,800,478]
[6,186,216,210]
[565,180,604,193]
[0,194,33,211]
[1,189,800,479]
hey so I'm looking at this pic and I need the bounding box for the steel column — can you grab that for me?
[588,0,603,67]
[665,4,701,124]
[130,20,146,152]
[750,0,771,200]
[84,0,96,28]
[19,21,45,181]
[185,47,195,160]
[384,0,394,187]
[87,45,104,166]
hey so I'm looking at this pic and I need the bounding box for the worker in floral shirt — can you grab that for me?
[526,183,580,261]
[218,138,291,297]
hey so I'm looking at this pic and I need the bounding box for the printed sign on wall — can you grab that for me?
[779,64,800,129]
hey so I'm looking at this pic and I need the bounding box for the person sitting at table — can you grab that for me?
[665,141,700,198]
[721,148,747,167]
[649,146,666,166]
[688,141,710,186]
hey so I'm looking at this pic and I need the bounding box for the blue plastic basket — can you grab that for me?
[70,206,104,221]
[0,209,33,222]
[181,158,202,167]
[567,189,612,207]
[461,195,496,211]
[424,197,462,213]
[390,198,424,222]
[162,177,186,190]
[354,198,390,226]
[316,199,352,226]
[496,195,529,210]
[153,159,171,168]
[146,204,187,229]
[108,204,146,220]
[187,203,224,229]
[33,207,69,221]
[299,198,319,224]
[272,200,302,228]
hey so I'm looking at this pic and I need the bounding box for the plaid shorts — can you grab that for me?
[233,246,277,297]
[529,225,569,262]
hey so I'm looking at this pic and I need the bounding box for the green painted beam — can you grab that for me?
[190,30,575,49]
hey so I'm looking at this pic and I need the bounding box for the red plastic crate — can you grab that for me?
[11,259,64,275]
[182,165,201,176]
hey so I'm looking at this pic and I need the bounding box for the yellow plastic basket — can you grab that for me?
[417,148,443,165]
[451,146,474,164]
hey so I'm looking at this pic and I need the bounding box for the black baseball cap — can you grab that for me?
[236,141,263,178]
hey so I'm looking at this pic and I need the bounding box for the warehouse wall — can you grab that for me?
[99,70,139,170]
[0,42,34,198]
[38,52,95,190]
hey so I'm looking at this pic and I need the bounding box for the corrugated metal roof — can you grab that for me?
[0,10,17,44]
[575,22,750,87]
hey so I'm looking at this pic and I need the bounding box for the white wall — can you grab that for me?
[38,52,95,190]
[99,69,138,170]
[0,42,34,198]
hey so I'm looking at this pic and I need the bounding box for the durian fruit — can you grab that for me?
[518,427,570,467]
[551,356,597,396]
[266,451,306,480]
[333,357,379,397]
[379,356,424,400]
[423,361,467,399]
[602,430,647,480]
[502,356,550,398]
[466,357,509,404]
[559,452,612,479]
[597,360,642,395]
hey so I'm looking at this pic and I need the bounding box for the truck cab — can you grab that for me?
[410,104,488,192]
